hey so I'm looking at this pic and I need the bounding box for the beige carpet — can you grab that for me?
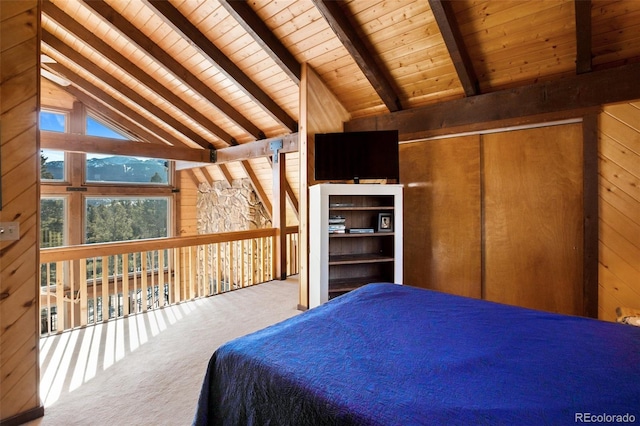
[26,277,300,426]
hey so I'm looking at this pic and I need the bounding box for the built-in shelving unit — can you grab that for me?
[309,184,403,308]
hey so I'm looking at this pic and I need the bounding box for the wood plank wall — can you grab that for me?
[598,102,640,321]
[0,1,43,423]
[298,64,349,309]
[178,170,199,237]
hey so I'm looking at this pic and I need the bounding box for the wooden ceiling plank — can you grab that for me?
[145,0,298,133]
[41,131,212,163]
[43,62,194,148]
[428,0,479,96]
[43,32,216,150]
[218,0,301,85]
[80,0,264,142]
[345,61,640,140]
[42,0,237,148]
[575,0,592,74]
[311,0,403,112]
[240,160,272,219]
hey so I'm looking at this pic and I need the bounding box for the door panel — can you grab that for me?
[483,124,583,315]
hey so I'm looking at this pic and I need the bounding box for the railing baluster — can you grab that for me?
[123,254,130,316]
[80,260,88,326]
[39,229,297,335]
[215,243,221,295]
[141,251,148,312]
[56,261,64,332]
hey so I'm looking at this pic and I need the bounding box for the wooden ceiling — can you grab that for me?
[39,0,640,207]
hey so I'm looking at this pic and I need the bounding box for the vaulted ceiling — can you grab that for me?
[39,0,640,210]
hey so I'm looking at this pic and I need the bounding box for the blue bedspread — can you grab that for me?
[193,283,640,425]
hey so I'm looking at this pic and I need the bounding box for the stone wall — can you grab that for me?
[197,179,271,233]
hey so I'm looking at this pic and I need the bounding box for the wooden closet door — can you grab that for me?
[400,135,482,298]
[483,124,583,315]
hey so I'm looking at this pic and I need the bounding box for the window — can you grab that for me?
[40,149,65,181]
[86,115,128,140]
[40,110,66,132]
[40,197,65,248]
[86,154,168,184]
[85,197,169,244]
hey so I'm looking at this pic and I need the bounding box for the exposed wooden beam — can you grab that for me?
[575,0,592,74]
[429,0,479,96]
[311,0,403,112]
[80,0,264,141]
[218,0,301,85]
[268,157,299,219]
[43,32,215,150]
[41,131,213,163]
[201,166,217,186]
[215,133,299,165]
[145,0,298,133]
[345,62,640,139]
[186,169,203,187]
[42,0,237,148]
[272,152,287,280]
[43,63,194,148]
[239,160,272,219]
[217,164,234,186]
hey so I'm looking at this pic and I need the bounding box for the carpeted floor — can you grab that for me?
[26,277,300,426]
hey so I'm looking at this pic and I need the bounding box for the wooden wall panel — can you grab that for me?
[177,170,199,237]
[483,124,584,315]
[400,136,482,298]
[298,64,350,308]
[598,103,640,321]
[0,0,43,423]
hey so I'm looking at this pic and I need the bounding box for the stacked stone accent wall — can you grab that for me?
[197,179,271,233]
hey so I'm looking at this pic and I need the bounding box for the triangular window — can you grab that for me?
[86,115,130,140]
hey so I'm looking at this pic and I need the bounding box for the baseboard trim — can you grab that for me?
[0,405,44,426]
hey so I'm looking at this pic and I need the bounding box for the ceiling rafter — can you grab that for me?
[217,164,234,186]
[43,62,199,148]
[80,0,263,143]
[145,0,297,134]
[311,0,403,113]
[218,0,301,86]
[239,160,272,220]
[428,0,479,97]
[42,0,236,149]
[575,0,592,74]
[43,32,216,150]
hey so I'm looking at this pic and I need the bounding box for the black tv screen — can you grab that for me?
[314,130,399,182]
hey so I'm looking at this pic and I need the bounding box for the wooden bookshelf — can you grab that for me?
[309,184,403,307]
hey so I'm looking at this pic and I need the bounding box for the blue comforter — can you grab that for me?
[193,283,640,425]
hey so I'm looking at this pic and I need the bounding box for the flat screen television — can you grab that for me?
[314,130,399,183]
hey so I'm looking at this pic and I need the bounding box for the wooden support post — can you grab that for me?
[272,151,288,280]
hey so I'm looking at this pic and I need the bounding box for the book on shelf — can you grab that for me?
[329,215,345,224]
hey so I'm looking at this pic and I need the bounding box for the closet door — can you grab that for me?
[483,124,583,315]
[400,135,482,298]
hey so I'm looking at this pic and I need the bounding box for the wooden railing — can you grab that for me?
[39,227,299,336]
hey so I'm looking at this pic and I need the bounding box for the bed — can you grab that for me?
[193,283,640,425]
